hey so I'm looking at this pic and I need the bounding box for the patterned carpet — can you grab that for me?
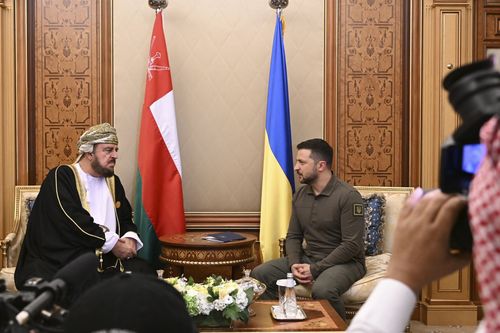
[410,321,477,333]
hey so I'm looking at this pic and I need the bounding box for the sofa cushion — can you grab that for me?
[363,194,386,256]
[355,187,413,253]
[342,253,391,305]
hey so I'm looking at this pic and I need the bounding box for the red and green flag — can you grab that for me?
[135,11,185,267]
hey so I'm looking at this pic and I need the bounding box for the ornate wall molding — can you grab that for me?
[324,0,337,156]
[421,1,471,188]
[186,213,260,231]
[407,0,423,186]
[1,0,16,236]
[15,0,29,184]
[419,0,477,325]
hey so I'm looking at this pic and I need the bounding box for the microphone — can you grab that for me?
[15,253,99,326]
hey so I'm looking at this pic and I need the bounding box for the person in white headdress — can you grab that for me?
[15,123,155,292]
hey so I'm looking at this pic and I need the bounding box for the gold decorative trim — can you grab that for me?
[3,186,40,267]
[160,256,256,266]
[105,175,120,236]
[13,186,41,225]
[54,166,105,241]
[68,164,89,212]
[354,186,414,195]
[106,176,115,202]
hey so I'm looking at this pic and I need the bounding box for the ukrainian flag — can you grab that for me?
[260,12,295,262]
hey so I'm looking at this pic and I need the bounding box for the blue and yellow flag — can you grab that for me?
[260,12,295,262]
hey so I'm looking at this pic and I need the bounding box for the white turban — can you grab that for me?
[76,123,119,162]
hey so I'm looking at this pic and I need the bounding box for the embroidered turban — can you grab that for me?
[76,123,119,161]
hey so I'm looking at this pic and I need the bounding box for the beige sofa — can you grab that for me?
[280,186,414,317]
[345,186,413,313]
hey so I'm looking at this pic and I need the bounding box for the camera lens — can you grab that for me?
[443,58,500,144]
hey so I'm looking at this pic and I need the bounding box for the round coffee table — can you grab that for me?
[159,231,257,281]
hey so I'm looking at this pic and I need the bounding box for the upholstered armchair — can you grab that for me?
[279,186,414,319]
[0,186,40,291]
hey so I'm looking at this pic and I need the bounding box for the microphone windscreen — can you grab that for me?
[54,252,99,288]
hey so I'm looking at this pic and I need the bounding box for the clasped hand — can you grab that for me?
[112,237,137,260]
[291,263,313,284]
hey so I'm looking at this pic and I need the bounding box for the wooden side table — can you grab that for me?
[159,231,257,281]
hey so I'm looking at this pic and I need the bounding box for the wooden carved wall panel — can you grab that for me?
[476,0,500,60]
[32,0,111,183]
[484,12,500,38]
[337,0,403,186]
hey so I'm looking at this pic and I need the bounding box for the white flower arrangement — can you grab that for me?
[165,275,255,326]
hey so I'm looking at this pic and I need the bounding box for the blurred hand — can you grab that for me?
[386,189,471,294]
[291,263,313,284]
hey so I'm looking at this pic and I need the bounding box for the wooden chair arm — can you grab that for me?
[2,233,16,244]
[1,233,16,268]
[279,238,286,258]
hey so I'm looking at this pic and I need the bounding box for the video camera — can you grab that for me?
[440,57,500,251]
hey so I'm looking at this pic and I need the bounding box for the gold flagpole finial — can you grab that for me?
[149,0,168,11]
[269,0,288,10]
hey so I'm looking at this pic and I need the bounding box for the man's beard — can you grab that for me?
[91,158,114,178]
[299,170,318,185]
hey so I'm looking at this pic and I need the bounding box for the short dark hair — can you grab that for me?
[297,138,333,167]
